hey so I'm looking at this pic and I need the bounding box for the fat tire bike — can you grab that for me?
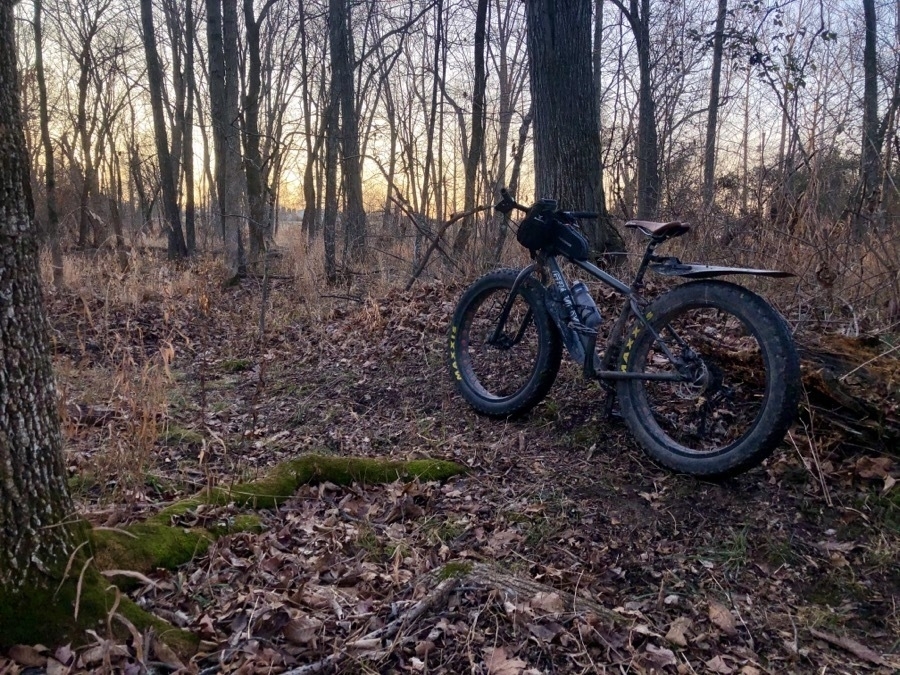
[448,189,801,478]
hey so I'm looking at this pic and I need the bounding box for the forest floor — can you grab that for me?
[3,256,898,674]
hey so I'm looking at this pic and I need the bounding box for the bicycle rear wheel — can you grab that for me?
[449,269,561,417]
[617,280,800,477]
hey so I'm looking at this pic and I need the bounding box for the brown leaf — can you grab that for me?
[705,654,735,673]
[45,658,70,675]
[809,627,888,666]
[8,645,47,668]
[645,643,677,668]
[855,456,892,479]
[529,591,565,615]
[708,600,738,636]
[283,615,323,645]
[150,638,185,671]
[665,617,693,647]
[484,646,527,675]
[527,621,564,643]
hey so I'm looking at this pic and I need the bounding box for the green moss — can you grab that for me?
[205,455,467,509]
[221,358,252,373]
[0,566,196,655]
[90,522,213,576]
[209,514,264,536]
[439,561,473,579]
[68,473,99,497]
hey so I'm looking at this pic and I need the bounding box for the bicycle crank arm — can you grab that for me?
[595,370,686,381]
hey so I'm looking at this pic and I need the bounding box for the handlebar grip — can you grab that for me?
[568,211,600,219]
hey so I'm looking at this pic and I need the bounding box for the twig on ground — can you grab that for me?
[282,576,461,675]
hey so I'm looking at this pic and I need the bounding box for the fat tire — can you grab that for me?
[617,280,800,477]
[449,269,562,417]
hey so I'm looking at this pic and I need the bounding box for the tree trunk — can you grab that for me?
[0,0,76,592]
[328,0,366,262]
[243,0,273,267]
[859,0,879,209]
[207,0,245,280]
[140,0,188,258]
[453,0,487,256]
[33,0,63,287]
[702,0,727,209]
[184,0,196,254]
[526,0,624,257]
[632,0,659,219]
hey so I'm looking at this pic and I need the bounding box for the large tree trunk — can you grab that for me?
[0,0,75,592]
[328,0,366,261]
[702,0,727,209]
[859,0,879,213]
[526,0,624,257]
[207,0,245,280]
[243,0,274,267]
[140,0,188,258]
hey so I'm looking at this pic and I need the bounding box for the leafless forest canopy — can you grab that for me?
[14,0,900,318]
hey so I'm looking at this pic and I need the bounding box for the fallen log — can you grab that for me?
[797,334,899,457]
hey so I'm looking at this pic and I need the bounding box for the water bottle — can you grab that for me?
[571,281,602,328]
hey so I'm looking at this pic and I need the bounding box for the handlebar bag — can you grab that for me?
[517,200,589,260]
[517,199,558,250]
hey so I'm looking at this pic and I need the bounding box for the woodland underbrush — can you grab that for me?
[12,219,897,673]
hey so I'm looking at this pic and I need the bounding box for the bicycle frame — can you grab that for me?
[489,188,794,392]
[492,234,689,385]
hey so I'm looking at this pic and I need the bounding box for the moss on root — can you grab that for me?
[204,455,467,509]
[0,565,196,654]
[2,454,464,652]
[88,454,465,575]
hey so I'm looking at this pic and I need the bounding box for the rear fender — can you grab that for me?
[649,261,793,279]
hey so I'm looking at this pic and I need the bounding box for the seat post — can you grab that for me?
[632,238,661,288]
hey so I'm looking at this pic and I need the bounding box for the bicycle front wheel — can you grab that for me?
[618,280,800,477]
[449,269,562,417]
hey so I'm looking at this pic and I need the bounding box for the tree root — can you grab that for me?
[3,454,466,656]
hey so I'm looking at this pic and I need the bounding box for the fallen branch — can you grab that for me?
[809,627,888,667]
[404,204,491,291]
[282,576,461,675]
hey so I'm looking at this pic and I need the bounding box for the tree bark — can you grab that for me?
[702,0,728,209]
[328,0,366,262]
[207,0,245,280]
[526,0,624,257]
[453,0,487,256]
[33,0,64,287]
[0,0,75,591]
[243,0,275,267]
[140,0,188,258]
[184,0,196,254]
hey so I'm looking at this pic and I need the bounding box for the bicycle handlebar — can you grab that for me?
[495,188,599,219]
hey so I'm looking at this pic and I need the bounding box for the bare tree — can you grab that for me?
[140,0,188,258]
[702,0,727,209]
[33,0,64,285]
[608,0,660,219]
[452,0,487,256]
[207,0,244,280]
